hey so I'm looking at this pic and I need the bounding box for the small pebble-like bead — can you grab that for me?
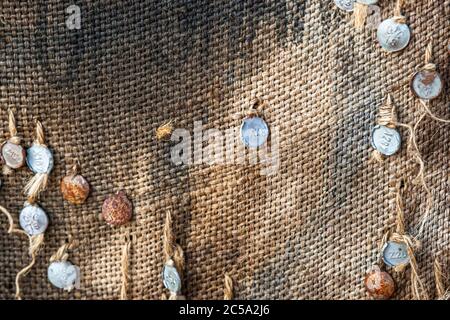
[61,174,90,205]
[364,268,395,300]
[102,190,132,226]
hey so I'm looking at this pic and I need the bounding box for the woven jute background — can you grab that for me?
[0,0,449,300]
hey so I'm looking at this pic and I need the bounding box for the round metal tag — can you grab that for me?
[240,116,269,148]
[1,141,26,169]
[411,70,443,100]
[19,203,49,236]
[48,261,81,291]
[26,144,54,174]
[162,264,181,294]
[382,241,410,268]
[376,18,410,52]
[356,0,377,4]
[334,0,355,12]
[371,125,401,156]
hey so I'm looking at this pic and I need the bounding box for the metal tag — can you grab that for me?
[371,125,401,156]
[162,264,181,294]
[382,241,410,268]
[334,0,355,12]
[240,116,269,148]
[376,18,410,52]
[356,0,377,4]
[1,141,26,169]
[26,144,54,174]
[411,70,443,101]
[19,203,49,236]
[48,261,81,291]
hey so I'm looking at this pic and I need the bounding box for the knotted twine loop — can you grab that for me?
[24,121,49,203]
[372,94,398,163]
[50,235,77,263]
[422,42,436,72]
[393,0,406,24]
[402,42,450,235]
[120,234,132,300]
[0,204,44,300]
[223,274,234,300]
[433,258,449,300]
[162,210,185,300]
[386,180,428,300]
[3,109,22,175]
[393,117,432,238]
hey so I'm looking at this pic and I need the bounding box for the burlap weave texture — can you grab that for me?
[0,0,449,299]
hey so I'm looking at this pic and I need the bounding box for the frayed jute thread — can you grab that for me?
[162,210,185,300]
[407,42,450,235]
[50,235,77,263]
[24,121,49,203]
[393,0,407,24]
[120,234,132,300]
[0,204,44,300]
[354,2,369,29]
[372,94,398,163]
[387,180,428,300]
[393,118,432,238]
[223,274,234,300]
[433,258,449,300]
[156,121,174,141]
[3,109,23,175]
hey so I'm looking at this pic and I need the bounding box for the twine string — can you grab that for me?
[387,180,428,300]
[433,258,446,299]
[35,121,46,146]
[7,108,20,144]
[224,274,234,300]
[354,2,369,29]
[50,235,76,263]
[162,211,185,300]
[0,204,44,300]
[393,0,406,24]
[120,235,131,300]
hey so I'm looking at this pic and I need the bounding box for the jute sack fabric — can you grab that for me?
[0,0,448,299]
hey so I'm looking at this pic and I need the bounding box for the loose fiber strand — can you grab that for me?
[120,238,131,300]
[224,274,234,300]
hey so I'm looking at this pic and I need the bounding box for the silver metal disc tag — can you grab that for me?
[334,0,355,12]
[240,116,269,148]
[27,144,54,174]
[19,203,49,236]
[162,263,181,294]
[377,18,410,52]
[371,125,401,156]
[411,70,443,101]
[382,241,410,268]
[48,261,81,291]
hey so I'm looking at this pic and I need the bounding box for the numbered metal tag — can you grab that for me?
[240,116,269,148]
[334,0,355,12]
[26,144,54,174]
[162,263,181,294]
[377,18,410,52]
[382,241,410,268]
[371,125,401,156]
[48,261,81,291]
[1,141,26,169]
[411,70,443,101]
[19,202,49,236]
